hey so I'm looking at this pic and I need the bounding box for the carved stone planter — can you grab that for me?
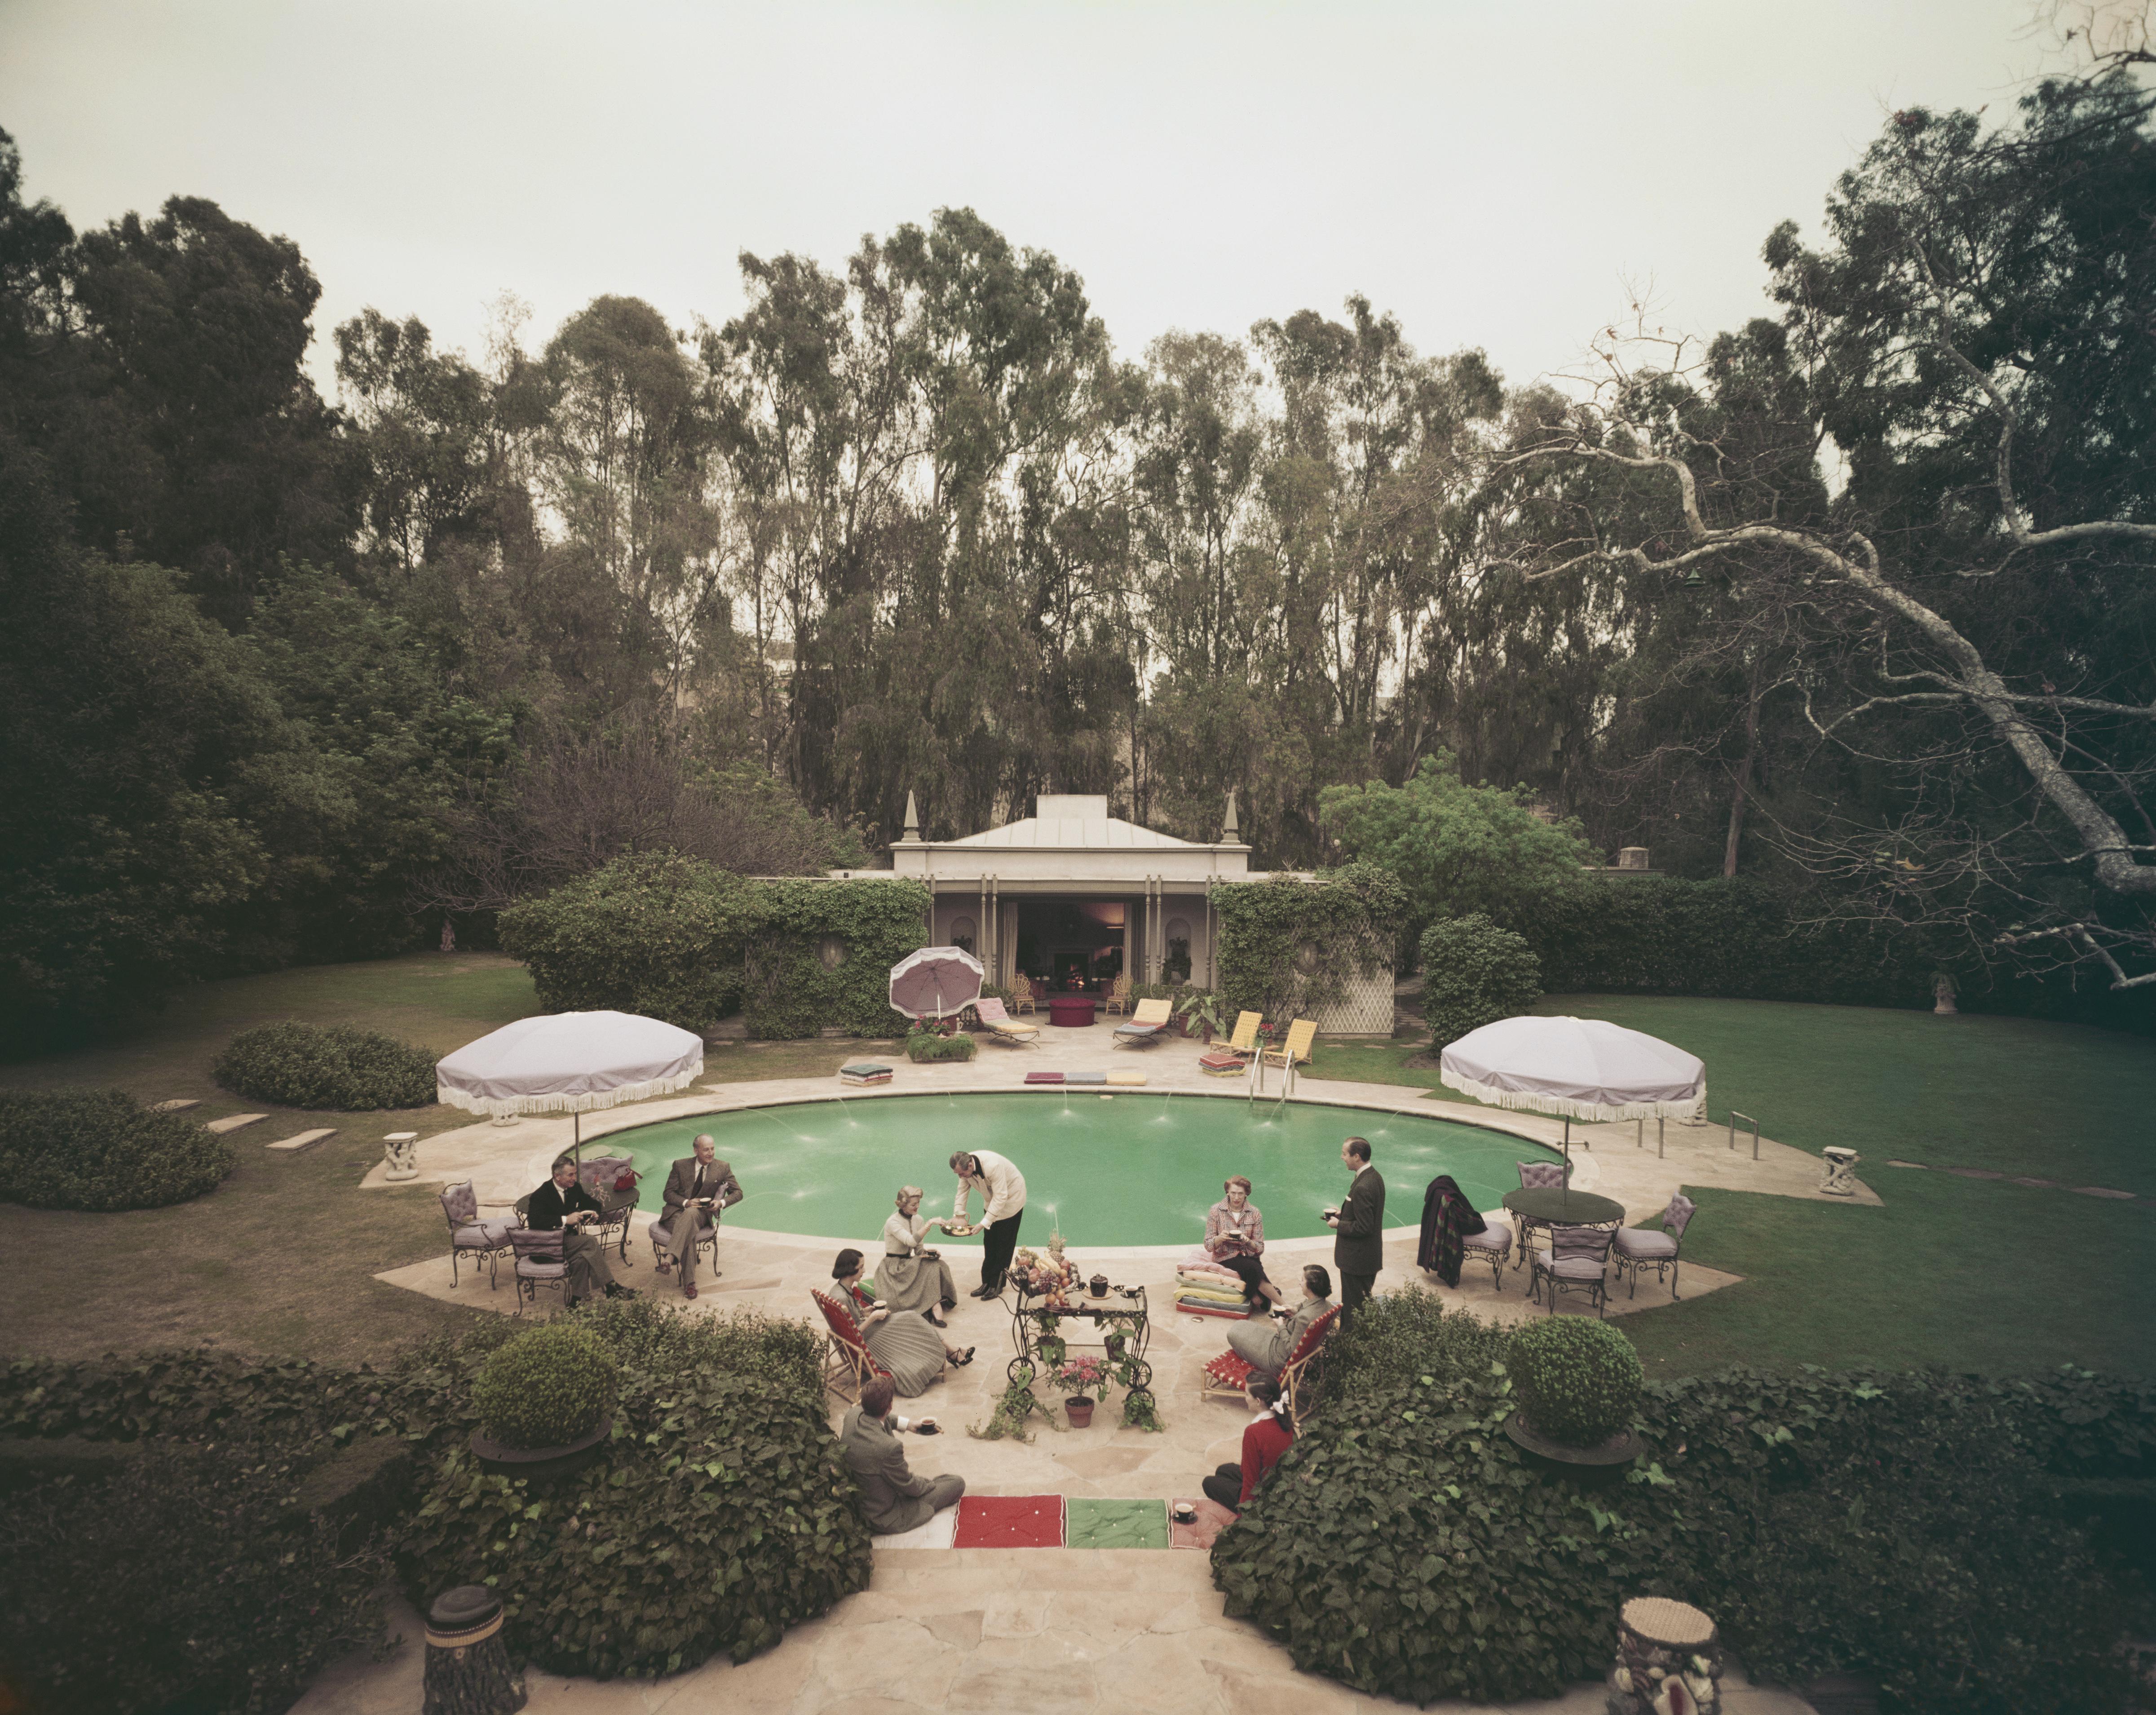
[469,1417,612,1481]
[1503,1411,1639,1485]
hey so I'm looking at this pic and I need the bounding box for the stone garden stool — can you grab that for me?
[1606,1596,1723,1715]
[423,1584,526,1715]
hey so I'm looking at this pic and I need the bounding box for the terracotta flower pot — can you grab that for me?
[1065,1397,1095,1428]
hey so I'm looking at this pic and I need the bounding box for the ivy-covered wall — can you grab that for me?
[742,877,932,1039]
[1210,864,1408,1028]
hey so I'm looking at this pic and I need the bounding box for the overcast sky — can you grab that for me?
[2,0,2063,398]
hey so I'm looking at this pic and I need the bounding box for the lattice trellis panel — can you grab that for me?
[1314,969,1395,1038]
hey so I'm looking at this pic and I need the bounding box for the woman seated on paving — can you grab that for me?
[1226,1264,1332,1380]
[1204,1175,1284,1310]
[831,1249,974,1396]
[1415,1172,1487,1288]
[876,1185,961,1327]
[840,1374,965,1535]
[1202,1374,1294,1512]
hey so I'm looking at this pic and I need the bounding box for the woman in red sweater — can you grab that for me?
[1202,1374,1294,1511]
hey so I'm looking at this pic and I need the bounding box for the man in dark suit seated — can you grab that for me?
[1322,1135,1386,1316]
[657,1133,742,1300]
[839,1375,964,1536]
[525,1155,636,1308]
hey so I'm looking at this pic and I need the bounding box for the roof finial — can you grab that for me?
[899,790,923,844]
[1223,787,1240,842]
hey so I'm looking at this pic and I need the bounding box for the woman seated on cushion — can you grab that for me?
[831,1249,974,1397]
[1204,1176,1284,1310]
[1225,1263,1332,1380]
[875,1185,960,1327]
[1201,1373,1294,1512]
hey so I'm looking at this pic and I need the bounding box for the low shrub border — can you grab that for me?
[214,1020,438,1109]
[0,1087,237,1210]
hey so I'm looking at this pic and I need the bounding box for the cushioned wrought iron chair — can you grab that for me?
[1613,1193,1696,1300]
[1530,1224,1614,1317]
[1516,1160,1570,1190]
[509,1228,569,1316]
[648,1204,720,1283]
[1459,1215,1514,1291]
[437,1179,516,1289]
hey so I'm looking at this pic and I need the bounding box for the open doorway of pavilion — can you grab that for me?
[1012,900,1127,994]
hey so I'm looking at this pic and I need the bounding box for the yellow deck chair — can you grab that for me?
[1112,996,1173,1048]
[1257,1018,1317,1094]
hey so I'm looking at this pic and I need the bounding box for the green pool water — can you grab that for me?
[596,1091,1558,1249]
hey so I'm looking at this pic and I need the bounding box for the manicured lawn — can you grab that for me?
[0,953,909,1363]
[1314,995,2156,1380]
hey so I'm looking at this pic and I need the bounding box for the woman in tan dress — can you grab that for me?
[874,1186,960,1326]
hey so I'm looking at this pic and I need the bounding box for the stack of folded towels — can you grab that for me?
[1175,1254,1253,1318]
[839,1061,893,1087]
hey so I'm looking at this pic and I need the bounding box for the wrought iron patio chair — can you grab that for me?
[1459,1216,1513,1291]
[1516,1160,1569,1190]
[1530,1224,1614,1317]
[508,1228,570,1316]
[437,1179,516,1289]
[647,1205,720,1283]
[1613,1193,1696,1300]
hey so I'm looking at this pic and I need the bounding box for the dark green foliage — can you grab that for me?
[1216,1362,2146,1712]
[740,876,932,1039]
[1418,914,1542,1046]
[213,1019,439,1109]
[905,1027,977,1062]
[1320,1282,1510,1402]
[498,850,758,1029]
[567,1295,824,1410]
[471,1321,620,1449]
[1509,1316,1643,1445]
[0,1087,236,1210]
[0,1448,391,1715]
[1211,864,1408,1023]
[403,1310,870,1676]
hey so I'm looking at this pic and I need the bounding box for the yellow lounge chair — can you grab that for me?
[1256,1018,1317,1094]
[1112,997,1173,1048]
[972,996,1039,1046]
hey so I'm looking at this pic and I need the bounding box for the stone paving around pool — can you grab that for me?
[314,1024,1857,1715]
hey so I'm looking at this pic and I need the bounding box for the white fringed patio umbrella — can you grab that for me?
[1439,1014,1705,1176]
[888,946,984,1022]
[435,1010,705,1162]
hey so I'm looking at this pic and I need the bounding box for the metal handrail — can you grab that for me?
[1728,1110,1761,1160]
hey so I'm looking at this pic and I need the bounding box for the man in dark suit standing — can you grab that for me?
[525,1155,634,1307]
[1322,1136,1385,1315]
[658,1133,742,1299]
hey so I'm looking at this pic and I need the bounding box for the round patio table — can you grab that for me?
[1047,995,1097,1028]
[1502,1186,1626,1271]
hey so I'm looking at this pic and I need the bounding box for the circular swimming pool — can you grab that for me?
[594,1091,1558,1249]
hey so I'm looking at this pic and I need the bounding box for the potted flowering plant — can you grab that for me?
[1051,1356,1109,1427]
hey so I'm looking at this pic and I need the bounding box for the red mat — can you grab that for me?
[1023,1072,1065,1085]
[954,1493,1065,1547]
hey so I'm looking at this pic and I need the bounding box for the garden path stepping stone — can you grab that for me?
[1884,1159,1926,1168]
[2072,1186,2136,1199]
[265,1128,335,1152]
[1944,1167,2004,1179]
[1065,1497,1167,1549]
[2009,1176,2059,1188]
[150,1099,199,1113]
[205,1113,268,1134]
[952,1494,1063,1548]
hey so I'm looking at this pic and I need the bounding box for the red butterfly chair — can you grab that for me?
[1200,1305,1340,1432]
[811,1288,892,1404]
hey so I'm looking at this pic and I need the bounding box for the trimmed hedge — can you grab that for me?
[498,849,757,1028]
[214,1019,438,1109]
[1318,1282,1509,1402]
[1417,914,1542,1048]
[1216,1360,2152,1712]
[472,1320,620,1449]
[0,1087,236,1210]
[741,876,931,1039]
[1509,1315,1642,1445]
[905,1027,977,1062]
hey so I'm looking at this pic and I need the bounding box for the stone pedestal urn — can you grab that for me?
[383,1132,420,1182]
[1820,1146,1860,1197]
[1605,1596,1723,1715]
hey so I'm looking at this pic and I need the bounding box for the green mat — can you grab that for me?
[1064,1497,1168,1549]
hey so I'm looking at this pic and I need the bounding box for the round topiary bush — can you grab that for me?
[1418,913,1543,1048]
[0,1088,238,1210]
[213,1021,438,1110]
[471,1321,620,1450]
[1509,1316,1644,1446]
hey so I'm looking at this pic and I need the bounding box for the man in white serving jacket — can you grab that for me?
[950,1149,1028,1300]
